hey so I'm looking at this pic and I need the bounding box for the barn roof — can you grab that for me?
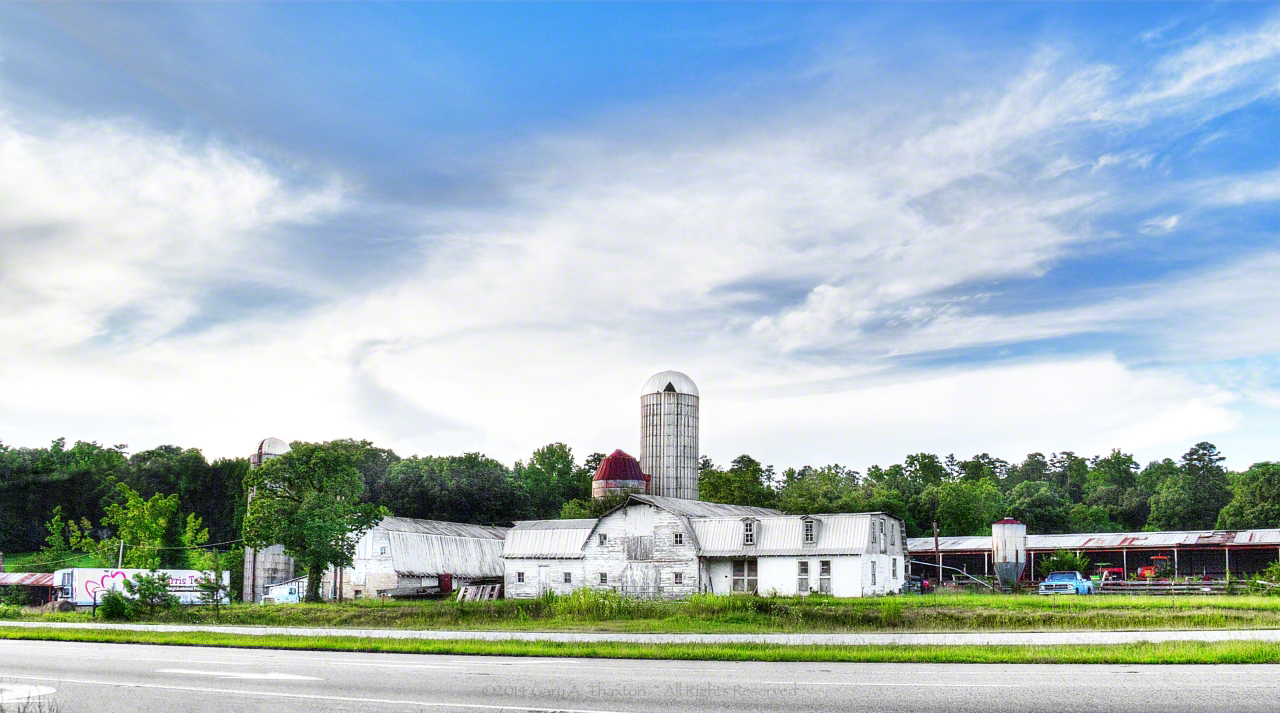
[503,519,596,559]
[625,494,780,518]
[907,528,1280,553]
[374,516,507,578]
[378,516,507,539]
[693,513,885,557]
[0,573,53,586]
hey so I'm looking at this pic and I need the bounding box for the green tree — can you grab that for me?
[701,455,778,508]
[1148,442,1231,531]
[955,454,1008,483]
[1216,462,1280,529]
[242,440,388,602]
[1009,481,1070,534]
[196,549,230,622]
[1067,503,1117,533]
[1084,450,1147,530]
[1049,451,1089,503]
[560,492,629,519]
[776,464,859,514]
[68,482,180,568]
[24,506,75,572]
[123,570,178,618]
[513,443,587,519]
[1003,452,1050,491]
[918,479,1006,536]
[381,453,523,524]
[903,453,947,486]
[1036,549,1091,578]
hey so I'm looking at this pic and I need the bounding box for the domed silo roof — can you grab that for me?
[592,449,649,484]
[641,370,699,397]
[255,437,291,457]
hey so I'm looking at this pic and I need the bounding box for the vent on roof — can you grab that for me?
[664,382,676,393]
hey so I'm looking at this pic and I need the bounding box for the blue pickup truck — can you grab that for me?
[1038,570,1094,595]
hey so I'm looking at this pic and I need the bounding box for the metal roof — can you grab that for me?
[694,513,884,557]
[1235,529,1280,545]
[592,449,648,484]
[641,370,699,397]
[378,516,506,539]
[387,531,505,578]
[255,437,290,457]
[503,520,594,559]
[908,528,1280,554]
[626,494,779,518]
[0,573,53,586]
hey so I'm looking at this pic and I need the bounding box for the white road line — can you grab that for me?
[126,655,464,670]
[157,668,323,680]
[760,681,1021,688]
[0,673,636,713]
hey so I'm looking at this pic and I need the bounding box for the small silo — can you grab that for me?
[639,370,700,501]
[590,449,650,499]
[243,437,296,603]
[991,518,1027,586]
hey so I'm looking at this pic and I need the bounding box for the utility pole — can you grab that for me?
[117,540,125,568]
[933,521,942,586]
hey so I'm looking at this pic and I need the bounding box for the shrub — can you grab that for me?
[99,590,131,621]
[1036,550,1091,579]
[122,571,179,618]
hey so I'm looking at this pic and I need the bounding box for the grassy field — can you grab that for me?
[6,590,1280,633]
[0,551,98,571]
[1,625,1277,664]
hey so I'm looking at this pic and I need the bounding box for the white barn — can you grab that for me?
[321,517,507,600]
[503,494,906,598]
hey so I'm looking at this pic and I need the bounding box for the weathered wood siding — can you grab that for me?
[578,504,699,598]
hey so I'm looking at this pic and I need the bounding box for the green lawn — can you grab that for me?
[0,626,1277,664]
[1,551,98,571]
[7,590,1280,633]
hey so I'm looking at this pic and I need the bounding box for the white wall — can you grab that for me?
[504,559,585,598]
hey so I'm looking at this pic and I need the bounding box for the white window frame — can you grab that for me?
[516,572,524,583]
[743,520,755,546]
[674,532,683,545]
[797,560,810,593]
[564,572,572,584]
[599,572,608,585]
[674,572,683,585]
[732,559,758,593]
[819,560,832,594]
[803,519,815,544]
[598,533,607,546]
[892,557,898,580]
[871,560,877,586]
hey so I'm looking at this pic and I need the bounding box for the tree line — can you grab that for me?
[4,437,1277,579]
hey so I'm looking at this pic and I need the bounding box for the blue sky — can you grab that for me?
[0,3,1277,471]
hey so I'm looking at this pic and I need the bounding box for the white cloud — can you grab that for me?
[0,103,341,353]
[1140,214,1180,234]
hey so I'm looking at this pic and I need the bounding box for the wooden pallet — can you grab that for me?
[456,584,503,601]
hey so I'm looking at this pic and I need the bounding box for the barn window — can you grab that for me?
[599,572,608,585]
[674,532,684,545]
[803,520,815,544]
[564,572,572,584]
[819,560,831,594]
[516,572,525,583]
[380,546,388,556]
[732,559,758,593]
[598,533,607,546]
[743,520,755,546]
[674,572,683,585]
[892,557,898,579]
[870,524,877,544]
[798,561,810,593]
[871,560,877,586]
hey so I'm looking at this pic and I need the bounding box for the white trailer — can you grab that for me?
[52,568,231,607]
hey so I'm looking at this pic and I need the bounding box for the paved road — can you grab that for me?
[4,620,1280,645]
[1,639,1278,713]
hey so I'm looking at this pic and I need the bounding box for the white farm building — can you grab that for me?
[319,516,507,600]
[504,494,907,598]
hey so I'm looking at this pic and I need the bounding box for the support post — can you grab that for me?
[1174,548,1179,577]
[933,522,942,585]
[1225,547,1230,578]
[1123,549,1127,578]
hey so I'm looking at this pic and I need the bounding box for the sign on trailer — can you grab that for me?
[52,568,230,607]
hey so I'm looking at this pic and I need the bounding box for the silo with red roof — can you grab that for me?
[591,449,650,499]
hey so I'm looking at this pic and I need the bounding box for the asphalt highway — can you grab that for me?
[1,639,1277,713]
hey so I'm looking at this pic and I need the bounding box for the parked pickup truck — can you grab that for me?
[1038,571,1094,595]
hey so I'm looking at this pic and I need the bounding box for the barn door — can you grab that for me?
[537,565,551,596]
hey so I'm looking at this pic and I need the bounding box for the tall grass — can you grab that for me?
[5,590,1280,633]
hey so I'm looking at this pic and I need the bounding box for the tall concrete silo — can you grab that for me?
[991,518,1027,587]
[640,370,699,501]
[243,437,295,603]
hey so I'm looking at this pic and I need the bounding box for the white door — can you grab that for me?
[537,565,551,596]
